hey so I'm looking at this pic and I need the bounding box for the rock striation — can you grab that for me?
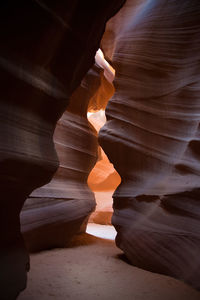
[0,1,126,298]
[88,110,121,224]
[21,48,117,250]
[99,0,200,289]
[21,64,100,251]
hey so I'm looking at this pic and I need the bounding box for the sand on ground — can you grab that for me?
[18,224,200,300]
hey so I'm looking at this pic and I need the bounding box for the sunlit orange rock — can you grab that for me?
[21,47,118,249]
[88,110,121,224]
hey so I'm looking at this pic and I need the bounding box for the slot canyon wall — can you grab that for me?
[100,0,200,289]
[1,0,200,298]
[0,1,125,299]
[88,110,121,225]
[21,52,115,251]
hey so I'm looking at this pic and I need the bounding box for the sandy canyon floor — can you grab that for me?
[18,224,200,300]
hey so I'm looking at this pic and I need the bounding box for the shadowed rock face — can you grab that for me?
[20,50,117,250]
[0,1,126,298]
[99,0,200,289]
[21,64,102,252]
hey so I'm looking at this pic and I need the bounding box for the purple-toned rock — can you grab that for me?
[21,50,117,249]
[99,0,200,289]
[0,1,126,298]
[21,64,101,251]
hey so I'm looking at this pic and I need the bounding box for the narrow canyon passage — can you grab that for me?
[18,118,200,299]
[87,109,121,226]
[18,107,200,299]
[1,1,200,298]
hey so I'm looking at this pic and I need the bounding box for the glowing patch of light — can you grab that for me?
[86,223,117,240]
[95,49,115,83]
[87,112,93,117]
[87,109,105,118]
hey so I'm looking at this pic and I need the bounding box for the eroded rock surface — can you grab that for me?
[99,0,200,289]
[0,1,126,298]
[21,48,118,250]
[88,111,121,224]
[21,64,102,251]
[21,48,118,249]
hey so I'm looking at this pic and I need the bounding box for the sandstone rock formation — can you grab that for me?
[87,50,121,225]
[21,48,118,250]
[99,0,200,289]
[21,64,100,251]
[88,110,121,224]
[0,1,126,298]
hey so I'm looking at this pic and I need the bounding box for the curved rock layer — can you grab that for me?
[21,49,116,250]
[21,64,102,252]
[99,0,200,289]
[0,1,126,298]
[88,111,121,224]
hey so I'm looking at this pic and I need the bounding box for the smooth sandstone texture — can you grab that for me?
[88,111,121,224]
[0,1,126,298]
[99,0,200,289]
[21,63,101,252]
[21,49,117,250]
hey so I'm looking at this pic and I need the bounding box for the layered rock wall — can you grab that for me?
[0,1,126,298]
[21,48,118,249]
[99,0,200,289]
[21,64,102,251]
[88,110,121,224]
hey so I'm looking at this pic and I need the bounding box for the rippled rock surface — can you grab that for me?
[21,64,101,251]
[99,0,200,289]
[21,48,117,250]
[0,1,125,298]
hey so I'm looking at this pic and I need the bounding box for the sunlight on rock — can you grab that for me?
[86,223,117,240]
